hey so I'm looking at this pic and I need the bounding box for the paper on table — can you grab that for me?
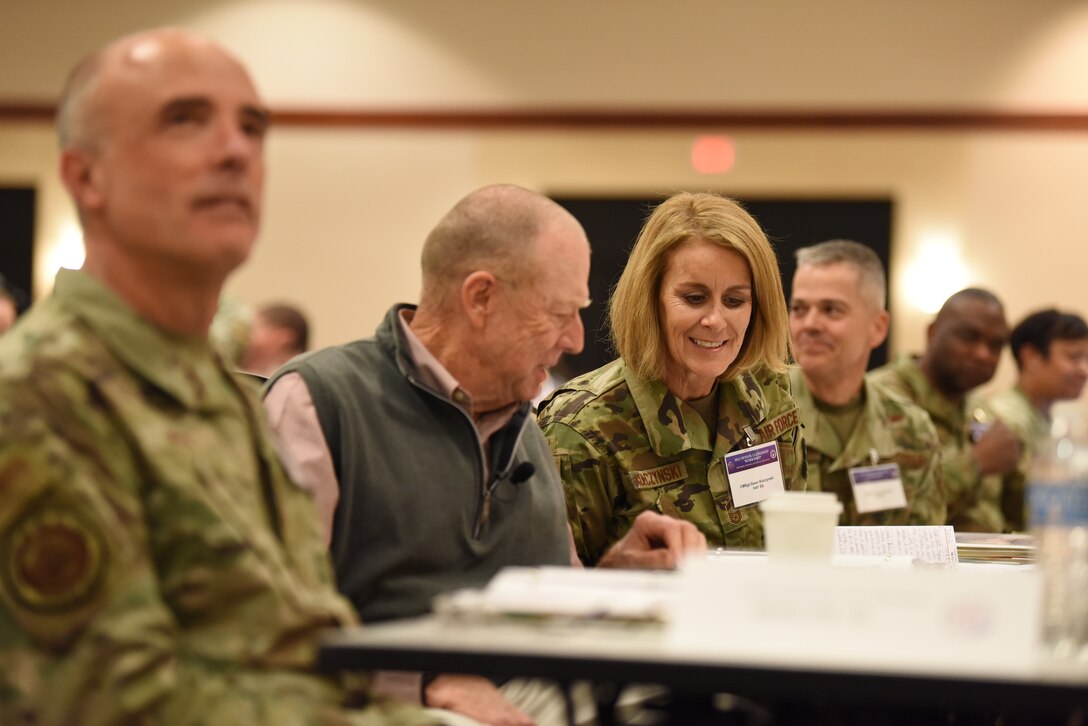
[834,525,959,565]
[954,531,1035,565]
[434,566,679,622]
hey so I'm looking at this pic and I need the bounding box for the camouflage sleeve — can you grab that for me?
[0,416,180,725]
[995,410,1032,533]
[999,470,1027,533]
[941,438,980,519]
[903,416,948,526]
[942,439,1005,531]
[867,368,910,400]
[780,418,808,492]
[539,420,621,567]
[0,407,376,725]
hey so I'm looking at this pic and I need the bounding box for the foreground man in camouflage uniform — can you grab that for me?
[869,289,1018,532]
[980,309,1088,531]
[539,193,806,559]
[789,240,946,525]
[0,29,425,725]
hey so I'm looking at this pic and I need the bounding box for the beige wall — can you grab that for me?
[3,0,1088,395]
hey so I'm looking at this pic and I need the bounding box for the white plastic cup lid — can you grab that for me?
[759,491,844,515]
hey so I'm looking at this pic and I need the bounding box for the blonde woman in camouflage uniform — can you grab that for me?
[538,192,806,562]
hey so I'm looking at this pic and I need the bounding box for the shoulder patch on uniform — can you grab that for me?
[756,407,800,442]
[538,388,599,423]
[2,507,104,613]
[630,461,688,490]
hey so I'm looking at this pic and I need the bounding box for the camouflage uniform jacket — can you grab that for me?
[0,271,416,726]
[789,368,946,526]
[868,353,1002,532]
[979,385,1046,532]
[538,359,806,563]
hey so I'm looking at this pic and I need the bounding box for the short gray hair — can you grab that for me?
[56,49,107,149]
[795,239,886,309]
[420,184,572,305]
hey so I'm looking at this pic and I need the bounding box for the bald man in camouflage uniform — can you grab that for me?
[789,241,945,526]
[0,29,425,725]
[869,289,1018,532]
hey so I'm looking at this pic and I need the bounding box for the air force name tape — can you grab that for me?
[631,461,688,490]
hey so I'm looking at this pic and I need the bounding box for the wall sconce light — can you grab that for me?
[902,232,969,314]
[45,222,86,280]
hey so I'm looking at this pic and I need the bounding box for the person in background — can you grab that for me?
[538,191,806,560]
[0,283,17,334]
[869,288,1019,532]
[788,239,945,525]
[264,184,705,726]
[0,28,425,725]
[242,301,310,376]
[980,308,1088,531]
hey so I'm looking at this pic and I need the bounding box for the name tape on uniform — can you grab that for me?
[756,408,800,443]
[631,461,688,490]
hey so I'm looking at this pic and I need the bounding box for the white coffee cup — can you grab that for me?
[760,491,843,561]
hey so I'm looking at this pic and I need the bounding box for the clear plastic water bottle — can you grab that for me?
[1028,404,1088,661]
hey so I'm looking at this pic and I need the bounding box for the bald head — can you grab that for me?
[55,28,268,327]
[933,287,1004,326]
[420,185,585,305]
[412,185,591,409]
[58,29,251,152]
[923,287,1009,399]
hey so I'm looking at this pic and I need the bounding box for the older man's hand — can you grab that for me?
[425,674,535,726]
[596,511,707,569]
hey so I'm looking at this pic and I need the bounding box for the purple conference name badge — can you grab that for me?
[850,464,900,484]
[848,462,907,514]
[725,443,779,475]
[723,441,786,508]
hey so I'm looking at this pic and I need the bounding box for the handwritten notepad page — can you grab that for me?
[834,525,959,565]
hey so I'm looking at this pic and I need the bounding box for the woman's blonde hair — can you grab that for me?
[609,192,791,381]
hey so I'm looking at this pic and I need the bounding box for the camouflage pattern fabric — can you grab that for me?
[978,386,1047,532]
[208,295,252,369]
[538,359,806,563]
[789,368,946,526]
[868,354,1002,532]
[0,270,430,725]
